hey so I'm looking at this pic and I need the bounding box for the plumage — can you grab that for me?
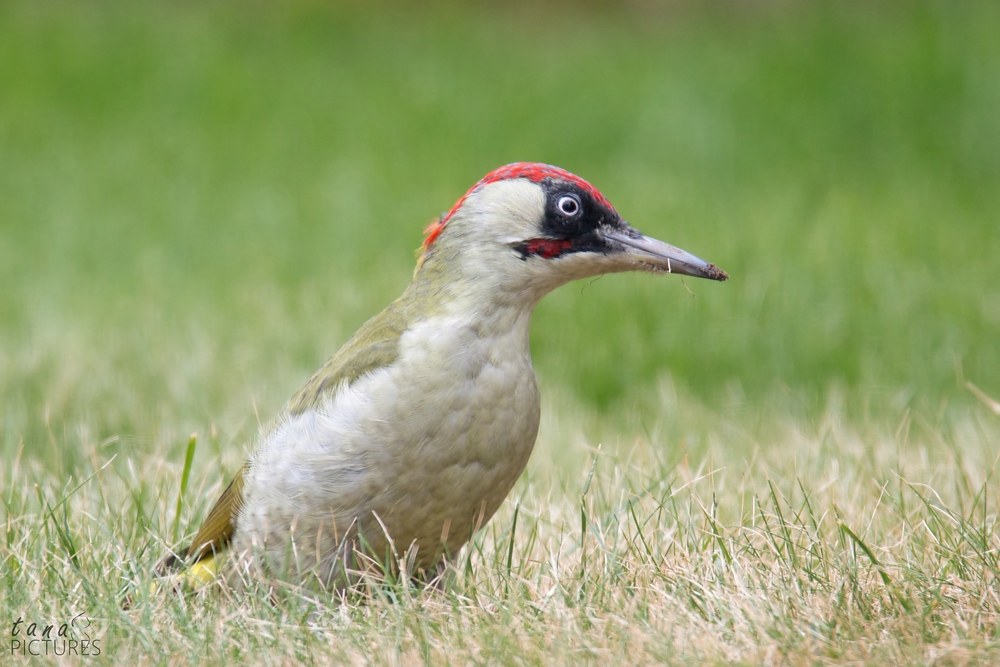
[156,163,727,590]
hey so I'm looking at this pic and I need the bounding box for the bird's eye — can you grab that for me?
[557,194,581,217]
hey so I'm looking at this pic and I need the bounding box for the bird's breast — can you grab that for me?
[390,312,540,469]
[239,308,540,569]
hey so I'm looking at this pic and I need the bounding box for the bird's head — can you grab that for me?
[416,163,728,303]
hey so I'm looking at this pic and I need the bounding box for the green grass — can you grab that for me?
[1,1,999,664]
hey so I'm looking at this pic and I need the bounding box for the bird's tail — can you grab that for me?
[153,552,221,591]
[121,549,222,609]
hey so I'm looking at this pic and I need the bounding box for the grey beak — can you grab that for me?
[601,229,729,281]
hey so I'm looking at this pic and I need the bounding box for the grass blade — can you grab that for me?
[172,433,198,544]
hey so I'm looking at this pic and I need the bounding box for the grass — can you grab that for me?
[5,391,1000,664]
[1,0,999,664]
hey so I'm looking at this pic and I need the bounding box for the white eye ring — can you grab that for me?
[557,194,581,217]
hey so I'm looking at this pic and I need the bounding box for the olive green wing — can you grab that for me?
[286,306,413,416]
[155,464,247,574]
[287,276,455,415]
[187,464,247,561]
[156,286,430,574]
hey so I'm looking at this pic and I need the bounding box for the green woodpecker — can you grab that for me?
[158,163,728,589]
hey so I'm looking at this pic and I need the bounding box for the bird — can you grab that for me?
[156,162,728,591]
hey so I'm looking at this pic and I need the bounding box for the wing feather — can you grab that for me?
[155,280,439,575]
[155,464,247,574]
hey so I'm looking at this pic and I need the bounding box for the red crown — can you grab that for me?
[422,163,614,252]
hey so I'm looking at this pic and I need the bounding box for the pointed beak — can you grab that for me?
[600,228,729,281]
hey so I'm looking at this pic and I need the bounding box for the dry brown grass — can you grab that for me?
[4,388,999,665]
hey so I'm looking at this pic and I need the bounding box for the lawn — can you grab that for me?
[1,1,999,664]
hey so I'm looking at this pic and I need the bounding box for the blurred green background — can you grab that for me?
[1,1,998,463]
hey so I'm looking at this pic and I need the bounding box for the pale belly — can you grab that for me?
[233,314,540,583]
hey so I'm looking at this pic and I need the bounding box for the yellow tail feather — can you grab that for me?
[183,555,219,587]
[149,554,220,595]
